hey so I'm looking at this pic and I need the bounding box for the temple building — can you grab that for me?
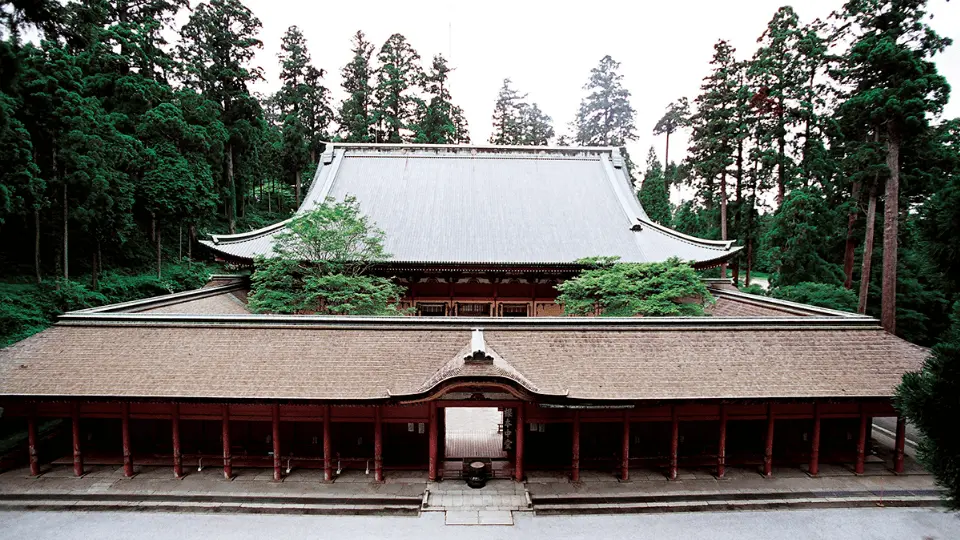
[0,144,925,484]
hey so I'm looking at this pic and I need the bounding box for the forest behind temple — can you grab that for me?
[0,0,958,348]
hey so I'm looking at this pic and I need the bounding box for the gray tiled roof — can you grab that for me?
[202,144,738,266]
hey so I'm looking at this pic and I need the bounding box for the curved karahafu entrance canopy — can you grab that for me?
[201,144,740,268]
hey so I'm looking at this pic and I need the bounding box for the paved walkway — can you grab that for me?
[444,408,505,459]
[2,508,960,539]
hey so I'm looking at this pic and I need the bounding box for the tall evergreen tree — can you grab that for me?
[275,25,330,203]
[177,0,263,234]
[413,54,469,144]
[337,30,375,143]
[573,55,637,148]
[748,6,803,207]
[652,98,690,173]
[519,103,554,146]
[489,78,525,145]
[684,40,738,274]
[837,0,951,334]
[638,147,672,226]
[371,33,422,143]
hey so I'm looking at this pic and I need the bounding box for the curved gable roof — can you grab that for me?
[202,144,738,267]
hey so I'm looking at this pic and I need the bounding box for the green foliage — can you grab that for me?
[336,30,375,143]
[556,258,713,317]
[768,282,857,312]
[371,33,422,143]
[247,198,407,315]
[764,187,844,288]
[573,55,636,148]
[488,78,553,146]
[738,284,766,296]
[413,54,469,144]
[0,260,212,347]
[638,147,672,226]
[895,303,960,509]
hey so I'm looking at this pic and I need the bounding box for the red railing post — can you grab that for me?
[171,403,183,478]
[514,404,525,482]
[323,405,332,482]
[717,404,727,479]
[809,403,821,477]
[894,416,906,474]
[222,404,232,480]
[122,402,133,477]
[272,403,282,482]
[71,402,83,477]
[571,411,581,482]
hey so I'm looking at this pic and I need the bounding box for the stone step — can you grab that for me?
[0,492,421,507]
[533,495,944,515]
[530,489,943,506]
[0,498,420,516]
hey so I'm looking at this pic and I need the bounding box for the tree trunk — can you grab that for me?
[227,143,236,234]
[295,168,301,207]
[664,131,671,174]
[732,138,744,287]
[34,208,41,284]
[150,212,156,242]
[881,128,900,334]
[62,183,68,280]
[776,99,786,207]
[842,181,862,289]
[188,225,195,260]
[858,182,878,314]
[179,224,182,261]
[745,238,753,287]
[720,171,728,278]
[156,227,162,279]
[91,247,98,289]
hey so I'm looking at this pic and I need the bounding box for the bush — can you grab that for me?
[0,260,214,348]
[738,284,767,296]
[556,257,713,317]
[767,282,857,312]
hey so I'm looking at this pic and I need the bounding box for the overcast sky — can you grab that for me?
[244,0,959,167]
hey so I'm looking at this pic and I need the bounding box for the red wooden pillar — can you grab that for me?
[121,402,133,477]
[855,406,867,475]
[717,404,727,479]
[27,409,40,477]
[571,410,581,482]
[668,406,679,480]
[514,404,525,482]
[27,407,40,476]
[620,411,631,481]
[428,402,438,481]
[809,403,821,476]
[171,403,183,478]
[272,403,282,482]
[222,404,232,480]
[374,406,383,482]
[894,416,906,474]
[323,405,332,482]
[763,404,775,477]
[71,402,83,477]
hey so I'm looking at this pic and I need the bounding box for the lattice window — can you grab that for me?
[417,302,448,316]
[456,302,491,317]
[500,303,529,317]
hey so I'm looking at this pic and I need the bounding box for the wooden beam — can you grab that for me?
[764,404,775,477]
[669,406,678,480]
[222,404,232,480]
[809,402,821,477]
[71,402,83,477]
[121,402,133,477]
[428,402,438,481]
[515,404,525,482]
[621,410,630,481]
[323,405,332,482]
[27,409,39,477]
[855,406,867,475]
[171,403,182,478]
[571,410,581,483]
[717,404,727,479]
[894,416,906,474]
[272,403,282,482]
[374,406,383,482]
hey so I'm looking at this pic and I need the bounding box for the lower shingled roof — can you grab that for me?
[0,319,927,401]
